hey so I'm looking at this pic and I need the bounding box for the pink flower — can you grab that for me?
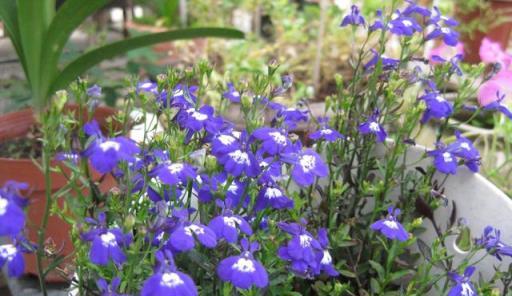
[428,42,464,65]
[478,69,512,106]
[480,38,512,67]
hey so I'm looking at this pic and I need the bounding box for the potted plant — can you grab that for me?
[3,1,512,295]
[0,0,243,284]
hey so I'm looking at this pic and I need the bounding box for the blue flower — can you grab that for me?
[340,5,365,27]
[418,92,454,123]
[159,84,198,109]
[0,194,25,237]
[447,132,480,172]
[0,181,29,208]
[208,200,252,243]
[97,277,126,296]
[270,103,309,125]
[476,226,512,261]
[137,80,158,95]
[483,91,512,120]
[371,207,409,241]
[402,0,431,17]
[150,161,197,186]
[223,83,241,103]
[255,183,293,211]
[388,15,422,36]
[428,145,458,175]
[87,84,102,97]
[218,148,260,177]
[309,118,344,142]
[282,148,328,187]
[364,49,400,71]
[252,127,291,155]
[177,105,222,136]
[317,228,339,277]
[142,251,198,296]
[217,238,268,290]
[0,244,25,277]
[211,132,240,156]
[369,10,384,31]
[358,111,387,142]
[426,25,460,46]
[448,266,478,296]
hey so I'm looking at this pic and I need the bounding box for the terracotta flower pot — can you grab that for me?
[0,104,117,282]
[458,0,512,63]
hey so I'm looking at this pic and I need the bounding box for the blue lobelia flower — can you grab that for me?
[447,132,480,173]
[167,221,217,252]
[142,250,198,296]
[282,146,328,187]
[0,194,25,237]
[218,147,260,178]
[137,80,158,95]
[369,10,384,31]
[426,25,460,46]
[428,145,458,175]
[82,120,140,174]
[309,117,344,142]
[211,132,240,156]
[208,200,253,243]
[217,238,268,290]
[371,207,409,241]
[270,103,309,126]
[402,0,431,17]
[257,156,283,184]
[388,14,422,36]
[81,213,131,266]
[0,244,25,277]
[448,266,478,296]
[431,54,464,76]
[177,105,223,138]
[418,91,454,123]
[483,91,512,120]
[223,82,241,103]
[87,84,102,97]
[316,228,339,277]
[255,182,293,211]
[272,74,294,96]
[364,49,400,71]
[0,181,29,209]
[252,127,291,155]
[476,226,512,261]
[97,277,127,296]
[340,5,365,27]
[358,111,387,142]
[277,221,323,277]
[150,160,197,187]
[159,84,198,109]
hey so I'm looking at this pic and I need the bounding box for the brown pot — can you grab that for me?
[0,104,118,282]
[458,0,512,63]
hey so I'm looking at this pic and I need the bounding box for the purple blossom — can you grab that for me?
[150,161,197,186]
[369,10,384,31]
[371,207,409,241]
[447,132,480,172]
[252,127,291,155]
[217,238,268,289]
[273,75,294,96]
[309,118,344,142]
[476,226,512,261]
[0,244,25,277]
[211,132,240,156]
[87,84,102,97]
[270,103,309,125]
[426,26,460,46]
[177,105,222,136]
[448,266,478,296]
[358,112,387,142]
[255,183,293,211]
[55,151,80,164]
[428,145,458,175]
[137,80,158,95]
[160,84,198,109]
[0,181,29,208]
[317,228,339,277]
[418,92,454,123]
[402,1,431,17]
[364,49,400,71]
[208,200,252,243]
[167,222,217,252]
[0,195,25,237]
[257,156,283,184]
[218,148,260,177]
[282,148,328,187]
[97,277,126,296]
[223,83,241,103]
[340,5,365,27]
[483,91,512,120]
[388,15,422,36]
[141,251,197,296]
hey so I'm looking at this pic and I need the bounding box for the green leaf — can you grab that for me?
[389,270,413,282]
[40,0,110,99]
[0,0,26,76]
[339,269,357,278]
[369,260,385,281]
[49,27,245,96]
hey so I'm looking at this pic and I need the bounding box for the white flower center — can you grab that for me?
[100,232,118,247]
[184,224,204,236]
[0,244,17,260]
[160,272,184,288]
[167,163,184,174]
[173,89,184,97]
[442,152,453,162]
[441,27,451,34]
[232,91,240,98]
[299,234,312,247]
[461,283,475,296]
[299,155,316,172]
[99,140,121,152]
[402,20,413,27]
[268,131,287,145]
[187,108,208,121]
[265,187,282,199]
[383,220,398,229]
[218,135,236,146]
[228,150,250,165]
[321,250,332,264]
[232,258,256,273]
[435,95,446,102]
[321,129,333,135]
[460,142,470,150]
[0,198,8,216]
[369,122,380,132]
[223,216,242,228]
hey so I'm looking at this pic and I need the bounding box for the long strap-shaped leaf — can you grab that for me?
[0,0,27,82]
[40,0,110,96]
[49,27,245,95]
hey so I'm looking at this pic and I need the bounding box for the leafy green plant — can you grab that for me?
[0,0,244,110]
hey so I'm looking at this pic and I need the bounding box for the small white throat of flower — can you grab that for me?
[321,250,332,264]
[461,283,475,296]
[229,150,250,165]
[99,140,121,152]
[100,232,118,247]
[321,129,333,135]
[223,216,241,228]
[402,20,412,27]
[167,163,184,174]
[299,155,316,173]
[160,272,184,288]
[0,244,17,260]
[269,131,287,145]
[0,198,8,216]
[217,135,236,145]
[299,234,312,247]
[435,95,446,102]
[187,108,208,121]
[369,122,380,132]
[265,187,282,199]
[460,142,470,150]
[442,152,453,162]
[184,224,205,236]
[383,220,399,229]
[232,258,256,273]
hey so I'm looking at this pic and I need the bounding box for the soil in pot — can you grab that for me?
[0,105,118,282]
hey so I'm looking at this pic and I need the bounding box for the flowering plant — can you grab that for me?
[4,1,512,295]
